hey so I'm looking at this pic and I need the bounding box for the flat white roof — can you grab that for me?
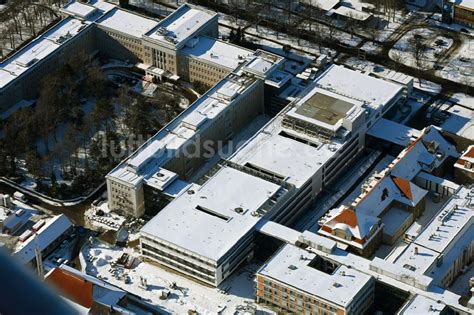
[62,1,97,18]
[394,242,439,274]
[368,118,421,147]
[230,117,334,188]
[145,4,216,47]
[413,187,473,254]
[256,220,301,245]
[182,36,253,70]
[97,7,159,38]
[441,104,474,141]
[381,207,412,236]
[331,6,372,21]
[258,244,373,307]
[300,0,339,11]
[314,65,403,110]
[393,186,474,274]
[141,167,282,262]
[14,215,72,264]
[62,0,116,21]
[297,238,471,313]
[0,18,88,89]
[107,71,257,187]
[399,295,446,314]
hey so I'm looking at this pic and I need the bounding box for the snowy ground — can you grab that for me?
[342,55,443,94]
[80,240,274,314]
[436,39,474,86]
[389,28,453,69]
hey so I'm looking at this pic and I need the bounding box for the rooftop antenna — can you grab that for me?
[34,233,44,280]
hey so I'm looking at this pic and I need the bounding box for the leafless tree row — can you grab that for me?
[0,0,66,57]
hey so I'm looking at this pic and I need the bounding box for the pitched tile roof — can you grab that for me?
[46,268,94,308]
[392,176,413,201]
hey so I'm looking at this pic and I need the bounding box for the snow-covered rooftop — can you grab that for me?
[399,295,447,314]
[381,207,412,237]
[145,4,216,48]
[96,7,159,38]
[0,18,88,89]
[393,186,474,274]
[300,0,339,11]
[141,167,283,262]
[440,104,474,141]
[242,50,285,78]
[368,118,421,147]
[330,6,372,21]
[61,1,97,19]
[320,126,457,244]
[230,120,332,188]
[107,70,258,187]
[314,64,403,110]
[257,243,373,308]
[230,65,401,189]
[61,0,115,21]
[182,36,253,70]
[14,214,72,264]
[412,187,473,253]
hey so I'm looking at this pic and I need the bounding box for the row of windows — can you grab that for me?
[142,246,215,283]
[260,280,339,312]
[106,30,141,45]
[189,62,227,74]
[141,236,214,267]
[110,181,131,191]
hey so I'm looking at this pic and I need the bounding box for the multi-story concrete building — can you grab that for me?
[256,237,375,314]
[256,226,474,314]
[106,51,285,218]
[136,64,408,286]
[0,1,252,112]
[392,185,474,289]
[319,126,458,257]
[229,64,407,226]
[0,17,97,112]
[140,165,294,286]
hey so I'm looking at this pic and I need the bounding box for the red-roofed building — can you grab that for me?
[319,127,457,257]
[46,268,94,308]
[45,265,160,314]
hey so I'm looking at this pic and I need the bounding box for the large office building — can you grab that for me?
[319,126,458,257]
[391,185,474,289]
[136,64,408,286]
[106,50,285,218]
[256,233,375,314]
[0,1,252,111]
[140,165,294,286]
[229,64,407,224]
[256,222,474,314]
